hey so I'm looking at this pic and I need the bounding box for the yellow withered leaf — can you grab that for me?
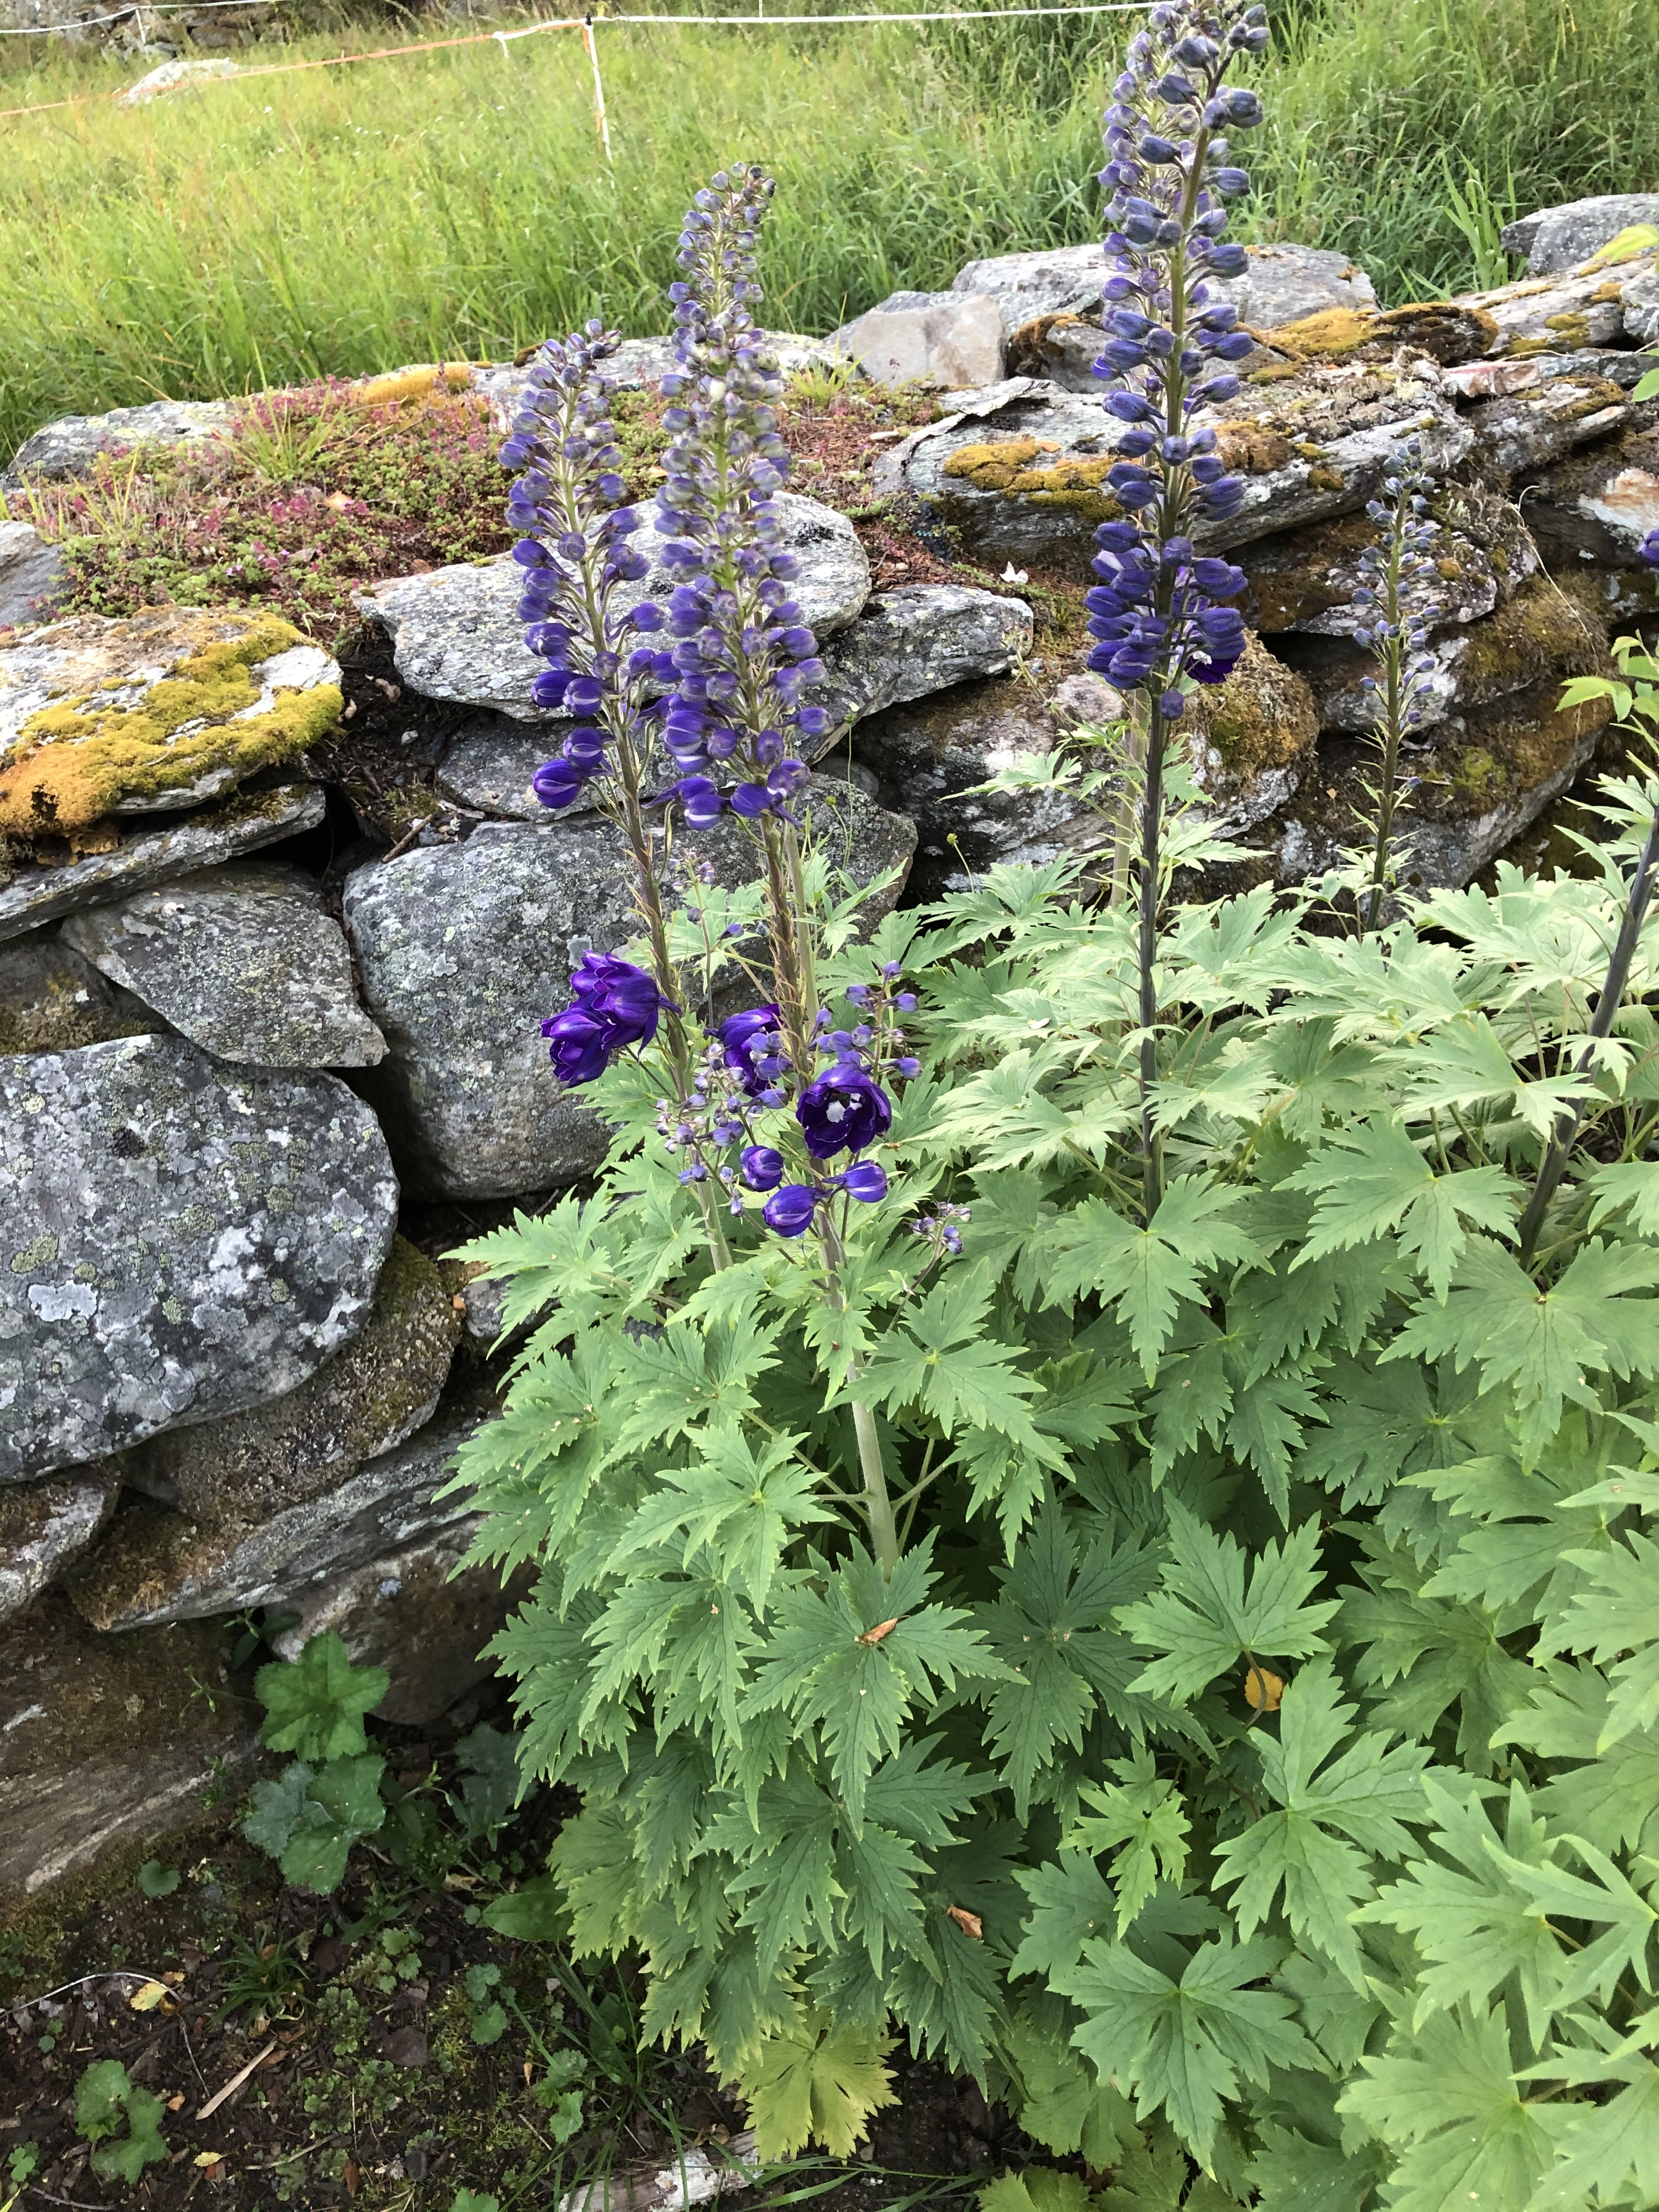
[1245,1665,1285,1713]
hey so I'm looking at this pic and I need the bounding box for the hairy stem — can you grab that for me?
[851,1397,900,1578]
[1517,805,1659,1267]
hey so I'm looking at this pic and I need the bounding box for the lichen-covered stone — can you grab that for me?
[60,862,386,1068]
[1277,573,1612,735]
[2,397,236,490]
[1462,253,1658,357]
[0,1594,257,1907]
[359,492,870,719]
[120,1233,459,1528]
[0,934,154,1054]
[1501,194,1659,277]
[1461,373,1630,476]
[1257,300,1499,368]
[1522,425,1659,569]
[435,584,1035,820]
[0,1472,118,1625]
[831,291,1006,390]
[956,239,1376,345]
[70,1384,493,1630]
[0,610,340,839]
[270,1522,533,1727]
[0,1034,398,1482]
[1251,676,1614,893]
[0,522,66,633]
[0,781,324,946]
[1186,634,1319,831]
[1238,484,1538,636]
[901,364,1472,575]
[1622,264,1659,345]
[343,781,913,1199]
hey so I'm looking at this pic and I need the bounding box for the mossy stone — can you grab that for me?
[0,935,154,1056]
[120,1234,461,1529]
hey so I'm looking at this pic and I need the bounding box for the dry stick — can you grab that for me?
[1516,804,1659,1267]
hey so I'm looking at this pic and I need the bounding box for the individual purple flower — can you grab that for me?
[541,1009,610,1087]
[719,1004,786,1096]
[797,1065,893,1160]
[837,1161,889,1203]
[532,758,588,810]
[1640,526,1659,569]
[762,1183,819,1237]
[741,1144,786,1191]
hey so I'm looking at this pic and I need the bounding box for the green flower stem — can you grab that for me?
[1517,802,1659,1267]
[1362,485,1413,936]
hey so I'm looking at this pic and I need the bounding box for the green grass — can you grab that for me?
[0,0,1654,464]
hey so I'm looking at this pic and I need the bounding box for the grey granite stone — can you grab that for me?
[0,1472,119,1625]
[359,492,871,719]
[0,933,155,1054]
[0,783,325,946]
[342,780,914,1199]
[435,583,1034,821]
[60,862,386,1069]
[3,397,235,489]
[270,1521,534,1726]
[0,522,67,631]
[1499,193,1659,276]
[831,291,1006,390]
[0,1034,398,1482]
[1623,264,1659,345]
[1460,373,1630,476]
[70,1385,493,1630]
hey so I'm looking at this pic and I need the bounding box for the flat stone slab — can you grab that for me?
[831,291,1006,390]
[360,490,870,719]
[0,1472,119,1626]
[0,782,324,946]
[472,332,843,426]
[1456,251,1658,358]
[900,363,1473,576]
[0,607,339,840]
[436,583,1034,819]
[71,1386,493,1630]
[1460,370,1630,475]
[343,780,915,1199]
[61,861,387,1068]
[0,1034,398,1482]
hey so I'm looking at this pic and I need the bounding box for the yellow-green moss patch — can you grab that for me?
[0,613,340,840]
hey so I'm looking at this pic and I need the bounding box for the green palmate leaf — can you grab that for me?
[1543,1528,1659,1748]
[889,1892,1009,2077]
[1293,1353,1481,1508]
[275,1754,387,1895]
[1522,2042,1659,2212]
[1588,1159,1659,1239]
[607,1425,832,1615]
[1338,2005,1555,2212]
[76,2059,167,2185]
[1011,1853,1119,1982]
[1036,1180,1263,1375]
[1498,1662,1659,1858]
[1249,2123,1386,2212]
[1211,1663,1430,1986]
[740,2008,897,2159]
[1068,1750,1191,1936]
[1054,1931,1316,2162]
[1119,1502,1339,1706]
[253,1632,388,1760]
[1285,1119,1517,1300]
[1359,1777,1568,2045]
[980,2169,1095,2212]
[1385,1237,1659,1449]
[1098,2121,1248,2210]
[450,1192,630,1347]
[1005,1995,1136,2165]
[856,1265,1042,1444]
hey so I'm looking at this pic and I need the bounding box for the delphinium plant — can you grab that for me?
[456,40,1659,2212]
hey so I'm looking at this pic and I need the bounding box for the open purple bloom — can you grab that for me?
[532,758,587,810]
[541,1008,611,1087]
[797,1065,893,1160]
[720,1005,785,1095]
[762,1183,819,1237]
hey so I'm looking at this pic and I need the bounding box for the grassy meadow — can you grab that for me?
[0,0,1656,461]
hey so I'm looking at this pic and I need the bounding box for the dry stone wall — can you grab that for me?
[2,200,1657,1909]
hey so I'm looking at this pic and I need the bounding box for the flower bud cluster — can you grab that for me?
[1086,0,1267,711]
[499,321,657,814]
[911,1202,973,1260]
[651,166,830,825]
[1351,448,1446,737]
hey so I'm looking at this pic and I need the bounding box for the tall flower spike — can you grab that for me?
[1087,0,1267,1220]
[1351,444,1445,933]
[651,166,828,825]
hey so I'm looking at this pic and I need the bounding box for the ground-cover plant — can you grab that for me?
[450,7,1659,2198]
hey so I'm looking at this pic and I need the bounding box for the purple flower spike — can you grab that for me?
[741,1144,786,1192]
[838,1161,889,1203]
[762,1183,819,1237]
[797,1065,893,1161]
[719,1004,785,1096]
